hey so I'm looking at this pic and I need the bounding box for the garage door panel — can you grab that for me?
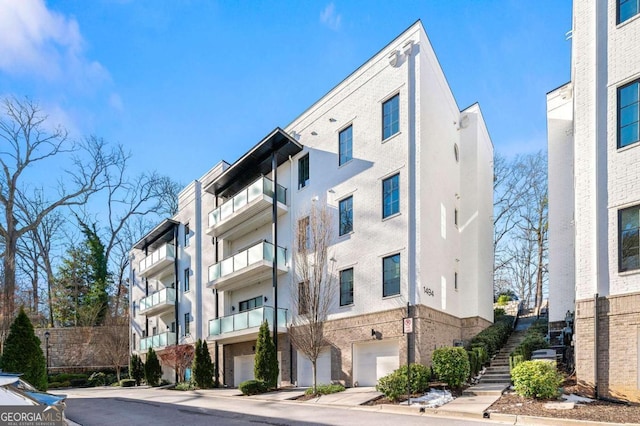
[233,353,282,387]
[297,349,331,387]
[353,340,399,387]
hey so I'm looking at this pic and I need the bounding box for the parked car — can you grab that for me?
[0,373,66,421]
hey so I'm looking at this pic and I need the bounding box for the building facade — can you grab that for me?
[548,0,640,402]
[130,20,494,388]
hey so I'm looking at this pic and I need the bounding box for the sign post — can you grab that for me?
[403,303,413,406]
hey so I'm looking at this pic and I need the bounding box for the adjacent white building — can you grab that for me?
[130,20,494,387]
[548,0,640,402]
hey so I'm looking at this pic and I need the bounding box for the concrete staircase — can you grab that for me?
[462,313,537,396]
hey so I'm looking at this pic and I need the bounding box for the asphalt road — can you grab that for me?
[61,387,502,426]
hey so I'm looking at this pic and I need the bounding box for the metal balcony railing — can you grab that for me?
[138,288,176,313]
[139,331,176,351]
[208,306,288,337]
[138,243,175,273]
[208,241,287,282]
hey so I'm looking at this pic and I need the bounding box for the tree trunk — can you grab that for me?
[312,360,317,395]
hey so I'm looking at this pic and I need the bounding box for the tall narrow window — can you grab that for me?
[340,268,354,306]
[339,125,353,165]
[339,196,353,235]
[619,205,640,272]
[618,0,640,23]
[454,209,459,227]
[382,174,400,218]
[298,154,310,189]
[132,333,136,350]
[184,223,190,247]
[298,216,310,252]
[184,313,190,336]
[382,94,400,140]
[298,282,309,315]
[454,272,458,290]
[619,80,640,148]
[383,254,401,297]
[183,268,190,292]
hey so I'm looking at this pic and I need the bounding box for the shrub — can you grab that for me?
[497,294,510,306]
[70,378,88,387]
[511,319,550,361]
[432,347,470,389]
[130,353,145,386]
[472,346,489,366]
[144,348,163,387]
[254,322,278,389]
[511,360,562,399]
[239,379,268,395]
[88,372,106,387]
[468,315,513,357]
[193,339,215,389]
[47,381,70,389]
[120,379,136,387]
[175,380,196,391]
[49,373,87,383]
[304,383,345,395]
[467,350,479,378]
[494,308,506,321]
[0,308,48,390]
[376,364,431,402]
[510,353,525,370]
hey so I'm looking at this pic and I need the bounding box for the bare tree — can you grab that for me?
[95,314,129,381]
[0,97,124,333]
[158,344,195,383]
[287,202,337,394]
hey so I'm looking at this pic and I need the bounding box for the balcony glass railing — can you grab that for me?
[139,331,176,351]
[208,241,287,282]
[139,288,176,312]
[208,306,288,337]
[139,243,175,272]
[208,176,286,228]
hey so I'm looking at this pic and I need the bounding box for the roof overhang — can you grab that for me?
[133,219,180,251]
[204,127,303,197]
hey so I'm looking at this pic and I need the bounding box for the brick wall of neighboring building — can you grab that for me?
[575,292,640,403]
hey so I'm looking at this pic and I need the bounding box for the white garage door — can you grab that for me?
[297,349,331,387]
[353,340,399,387]
[233,353,282,387]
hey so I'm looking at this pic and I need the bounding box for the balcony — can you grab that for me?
[139,331,176,352]
[206,176,287,239]
[138,288,176,316]
[138,243,175,277]
[208,306,288,344]
[207,241,288,292]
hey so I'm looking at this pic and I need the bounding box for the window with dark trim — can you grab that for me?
[298,154,310,189]
[383,254,400,297]
[132,333,136,350]
[184,223,190,247]
[618,80,640,148]
[239,296,263,312]
[184,313,190,336]
[619,205,640,272]
[382,174,400,218]
[340,268,354,306]
[382,94,400,140]
[454,209,459,227]
[183,268,190,292]
[339,196,353,235]
[454,272,458,290]
[618,0,640,24]
[298,281,309,315]
[298,216,310,252]
[339,125,353,165]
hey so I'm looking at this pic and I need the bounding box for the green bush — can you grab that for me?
[472,346,489,366]
[193,339,215,389]
[511,360,562,399]
[511,319,550,362]
[49,373,88,383]
[70,378,88,387]
[47,381,70,389]
[497,295,510,306]
[375,363,431,401]
[304,383,345,395]
[254,322,278,390]
[120,379,136,387]
[239,379,268,395]
[175,380,196,391]
[468,316,513,357]
[510,353,525,370]
[467,350,479,378]
[88,372,106,387]
[130,353,145,386]
[494,308,506,321]
[144,348,163,387]
[432,347,470,389]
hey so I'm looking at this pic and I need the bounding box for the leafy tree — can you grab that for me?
[0,307,47,390]
[130,353,144,386]
[158,344,194,383]
[193,339,215,389]
[144,348,162,386]
[254,321,278,389]
[432,347,470,389]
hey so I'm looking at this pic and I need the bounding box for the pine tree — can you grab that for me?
[254,321,278,389]
[0,307,47,390]
[130,353,145,386]
[144,348,162,386]
[193,339,214,389]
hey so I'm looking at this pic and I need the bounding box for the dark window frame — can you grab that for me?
[339,125,353,166]
[382,94,400,140]
[184,313,190,336]
[239,296,263,312]
[183,268,190,292]
[298,281,309,315]
[382,174,400,218]
[618,0,640,24]
[619,205,640,272]
[339,196,353,236]
[618,79,640,148]
[382,253,401,297]
[340,268,354,306]
[298,154,310,189]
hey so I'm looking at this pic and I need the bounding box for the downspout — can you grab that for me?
[594,293,598,399]
[174,224,179,384]
[272,152,279,354]
[214,195,220,387]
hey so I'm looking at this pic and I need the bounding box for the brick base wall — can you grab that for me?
[575,292,640,403]
[222,335,292,387]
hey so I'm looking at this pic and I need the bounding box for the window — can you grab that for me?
[454,272,458,290]
[239,296,263,312]
[298,154,310,189]
[184,313,190,336]
[383,254,401,297]
[618,0,640,24]
[618,80,640,148]
[339,196,353,235]
[339,125,353,165]
[184,223,190,247]
[170,321,176,333]
[132,333,136,350]
[298,216,310,252]
[619,205,640,272]
[133,302,136,318]
[340,268,354,306]
[298,282,309,315]
[152,326,157,336]
[382,94,400,139]
[382,174,400,218]
[454,209,459,227]
[183,268,190,292]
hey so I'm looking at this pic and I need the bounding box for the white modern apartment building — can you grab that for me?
[130,20,494,388]
[548,0,640,402]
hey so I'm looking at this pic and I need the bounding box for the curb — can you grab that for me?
[487,412,640,426]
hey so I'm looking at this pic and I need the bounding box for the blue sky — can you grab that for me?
[0,0,572,186]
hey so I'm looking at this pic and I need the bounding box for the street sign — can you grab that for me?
[403,317,413,334]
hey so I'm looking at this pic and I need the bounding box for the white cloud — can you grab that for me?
[320,3,342,31]
[0,0,109,87]
[109,93,124,112]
